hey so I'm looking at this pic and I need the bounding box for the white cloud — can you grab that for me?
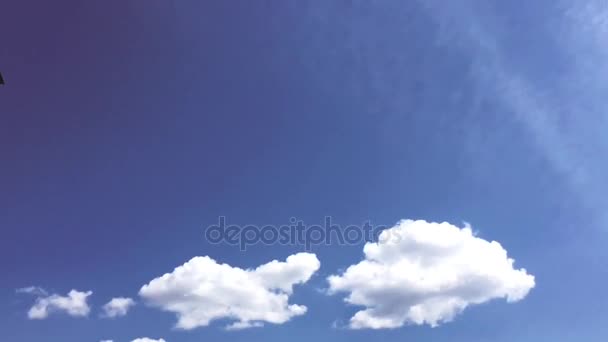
[102,297,136,318]
[100,340,114,342]
[25,289,93,319]
[225,321,264,330]
[139,252,320,330]
[16,286,48,297]
[327,220,535,329]
[131,338,165,342]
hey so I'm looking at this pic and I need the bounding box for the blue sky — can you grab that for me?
[1,1,607,341]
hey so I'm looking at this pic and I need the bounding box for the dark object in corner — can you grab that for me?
[0,72,4,85]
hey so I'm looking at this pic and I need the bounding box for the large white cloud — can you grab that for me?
[23,289,93,319]
[327,220,535,329]
[102,297,136,318]
[131,338,166,342]
[139,252,320,330]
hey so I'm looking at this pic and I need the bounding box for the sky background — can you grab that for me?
[1,1,607,341]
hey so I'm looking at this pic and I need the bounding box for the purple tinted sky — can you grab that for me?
[1,1,608,341]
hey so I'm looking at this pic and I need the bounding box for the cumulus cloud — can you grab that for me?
[22,289,93,319]
[102,297,136,318]
[131,338,165,342]
[327,220,535,329]
[139,252,320,330]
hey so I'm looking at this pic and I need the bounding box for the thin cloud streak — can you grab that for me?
[419,0,608,225]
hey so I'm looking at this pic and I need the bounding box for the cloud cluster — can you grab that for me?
[327,220,535,329]
[25,289,93,319]
[102,297,136,318]
[18,220,536,333]
[139,252,320,330]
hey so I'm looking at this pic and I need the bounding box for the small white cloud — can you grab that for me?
[24,289,93,319]
[131,338,166,342]
[139,252,320,330]
[100,340,114,342]
[102,297,136,318]
[225,321,264,330]
[16,286,48,297]
[327,219,535,329]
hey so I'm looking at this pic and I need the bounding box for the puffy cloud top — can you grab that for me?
[327,220,535,329]
[139,252,320,330]
[131,338,166,342]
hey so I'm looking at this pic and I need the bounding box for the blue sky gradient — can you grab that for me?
[1,1,607,341]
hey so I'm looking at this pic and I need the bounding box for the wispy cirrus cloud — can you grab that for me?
[16,286,48,297]
[418,0,608,225]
